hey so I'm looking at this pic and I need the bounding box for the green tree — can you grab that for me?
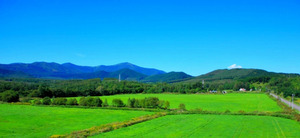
[42,97,51,105]
[79,97,86,106]
[52,98,67,105]
[33,99,42,105]
[112,99,124,107]
[1,90,19,102]
[127,98,136,108]
[66,98,78,105]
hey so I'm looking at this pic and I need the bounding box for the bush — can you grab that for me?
[238,110,245,114]
[144,97,159,108]
[85,97,102,107]
[78,97,102,107]
[1,90,19,102]
[42,97,51,105]
[127,98,136,108]
[179,103,186,111]
[112,99,124,107]
[33,99,42,105]
[66,98,78,105]
[79,97,87,106]
[164,101,170,109]
[20,97,33,103]
[224,109,231,114]
[52,98,67,105]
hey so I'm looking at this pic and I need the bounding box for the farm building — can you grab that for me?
[239,88,246,92]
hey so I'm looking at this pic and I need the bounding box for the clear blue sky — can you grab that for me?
[0,0,299,76]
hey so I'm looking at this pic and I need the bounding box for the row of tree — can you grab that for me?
[31,96,170,109]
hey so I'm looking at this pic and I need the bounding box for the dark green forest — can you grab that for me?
[1,74,300,103]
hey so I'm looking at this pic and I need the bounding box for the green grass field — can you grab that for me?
[84,93,281,112]
[0,104,153,138]
[95,114,300,138]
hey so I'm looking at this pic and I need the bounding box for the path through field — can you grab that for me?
[270,93,300,112]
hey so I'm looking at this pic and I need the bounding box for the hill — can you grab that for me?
[142,72,193,83]
[183,68,297,83]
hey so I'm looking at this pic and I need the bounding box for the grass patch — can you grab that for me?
[0,104,153,138]
[76,93,281,112]
[95,114,300,138]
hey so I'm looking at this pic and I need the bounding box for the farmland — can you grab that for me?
[95,114,300,138]
[81,93,282,112]
[0,104,153,138]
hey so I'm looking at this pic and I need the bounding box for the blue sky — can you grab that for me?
[0,0,299,76]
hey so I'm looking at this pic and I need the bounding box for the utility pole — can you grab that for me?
[292,94,295,109]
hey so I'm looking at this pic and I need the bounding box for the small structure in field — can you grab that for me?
[210,90,217,93]
[239,88,246,92]
[222,91,227,94]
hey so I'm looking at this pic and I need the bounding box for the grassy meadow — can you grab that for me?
[0,104,153,138]
[95,114,300,138]
[80,93,282,112]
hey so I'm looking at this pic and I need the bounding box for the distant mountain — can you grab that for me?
[62,63,94,73]
[94,62,166,76]
[52,69,147,81]
[183,68,298,83]
[0,69,33,78]
[142,72,193,83]
[0,62,81,78]
[0,62,164,80]
[108,69,147,81]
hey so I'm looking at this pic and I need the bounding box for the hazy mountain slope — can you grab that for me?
[0,62,81,77]
[108,68,147,81]
[142,72,193,83]
[0,62,166,78]
[0,69,33,78]
[94,62,166,76]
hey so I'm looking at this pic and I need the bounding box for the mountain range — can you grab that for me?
[0,62,298,83]
[0,62,192,82]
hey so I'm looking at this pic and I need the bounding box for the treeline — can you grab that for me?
[31,96,170,110]
[1,75,300,101]
[0,78,208,99]
[268,77,300,97]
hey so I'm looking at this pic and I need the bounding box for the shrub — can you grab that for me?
[127,98,136,108]
[85,97,102,107]
[179,103,186,111]
[134,99,141,108]
[238,110,245,114]
[33,99,42,105]
[157,100,165,109]
[224,109,231,114]
[52,98,67,105]
[66,98,78,105]
[1,90,19,102]
[112,99,124,107]
[102,99,109,107]
[144,97,159,108]
[20,97,33,103]
[164,101,170,109]
[79,97,87,106]
[42,97,51,105]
